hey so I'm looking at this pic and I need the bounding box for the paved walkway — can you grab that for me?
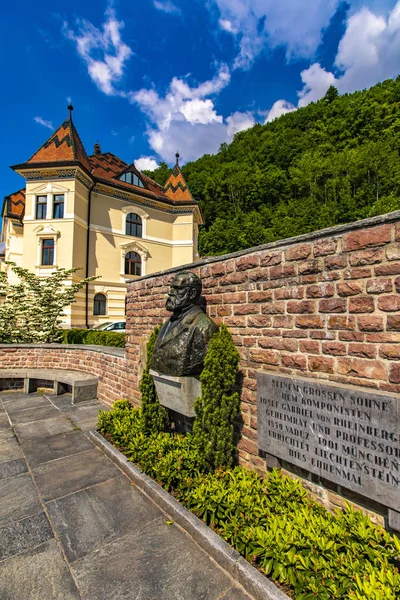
[0,390,251,600]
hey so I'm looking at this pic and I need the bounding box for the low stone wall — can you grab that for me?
[125,212,400,523]
[0,344,130,405]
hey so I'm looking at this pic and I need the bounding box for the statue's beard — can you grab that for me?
[166,296,181,312]
[166,296,190,313]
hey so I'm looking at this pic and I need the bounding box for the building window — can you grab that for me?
[126,213,142,237]
[53,194,64,219]
[125,251,141,276]
[41,239,54,265]
[36,196,47,219]
[119,172,144,188]
[93,293,107,316]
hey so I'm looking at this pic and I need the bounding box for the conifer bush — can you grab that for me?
[193,324,241,470]
[140,326,169,434]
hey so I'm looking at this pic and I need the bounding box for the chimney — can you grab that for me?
[93,142,101,155]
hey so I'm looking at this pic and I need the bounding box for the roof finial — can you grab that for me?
[175,151,180,168]
[67,103,74,120]
[93,141,101,155]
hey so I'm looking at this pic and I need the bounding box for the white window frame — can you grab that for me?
[120,240,149,281]
[34,225,60,270]
[121,205,148,238]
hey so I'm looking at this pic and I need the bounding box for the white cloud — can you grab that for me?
[63,8,132,96]
[265,100,296,122]
[33,116,54,130]
[132,65,256,162]
[265,2,400,118]
[219,19,238,34]
[135,157,159,171]
[298,63,337,107]
[154,0,181,15]
[334,2,400,93]
[212,0,340,69]
[226,111,255,137]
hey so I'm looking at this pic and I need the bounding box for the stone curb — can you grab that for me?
[89,430,290,600]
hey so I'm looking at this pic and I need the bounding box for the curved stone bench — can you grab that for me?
[0,368,98,404]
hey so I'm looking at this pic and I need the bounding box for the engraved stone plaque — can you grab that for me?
[257,372,400,512]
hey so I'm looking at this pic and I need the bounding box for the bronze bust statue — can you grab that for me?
[150,272,218,377]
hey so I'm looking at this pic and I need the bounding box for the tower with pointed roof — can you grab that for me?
[1,107,202,327]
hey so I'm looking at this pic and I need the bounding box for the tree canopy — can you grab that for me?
[145,78,400,256]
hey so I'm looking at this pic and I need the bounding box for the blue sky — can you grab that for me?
[1,0,400,202]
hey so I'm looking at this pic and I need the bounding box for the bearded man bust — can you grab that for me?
[150,271,218,377]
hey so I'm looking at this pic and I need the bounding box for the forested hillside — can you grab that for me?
[144,78,400,256]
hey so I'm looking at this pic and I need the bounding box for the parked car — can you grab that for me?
[92,321,126,332]
[101,321,126,333]
[92,322,113,331]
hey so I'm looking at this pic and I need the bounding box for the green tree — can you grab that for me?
[193,325,241,470]
[180,77,400,256]
[142,161,172,186]
[0,263,96,343]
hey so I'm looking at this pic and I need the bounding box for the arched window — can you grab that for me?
[125,252,141,276]
[126,213,142,237]
[93,293,107,316]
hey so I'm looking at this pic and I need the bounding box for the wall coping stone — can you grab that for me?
[128,210,400,282]
[0,344,126,359]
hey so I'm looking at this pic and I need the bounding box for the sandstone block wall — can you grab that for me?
[125,213,400,476]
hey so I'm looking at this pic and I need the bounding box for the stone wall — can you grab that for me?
[0,345,130,405]
[125,212,400,490]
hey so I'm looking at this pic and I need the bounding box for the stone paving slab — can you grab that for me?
[32,448,121,502]
[0,390,254,600]
[10,404,60,425]
[0,437,23,463]
[0,512,53,561]
[67,406,106,431]
[46,475,161,562]
[0,457,27,480]
[13,415,76,441]
[3,394,50,413]
[0,539,81,600]
[0,473,42,525]
[222,589,253,600]
[71,516,234,600]
[21,430,94,468]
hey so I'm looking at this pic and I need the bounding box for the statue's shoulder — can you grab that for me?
[190,306,219,334]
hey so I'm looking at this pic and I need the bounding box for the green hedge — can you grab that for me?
[98,400,400,600]
[61,329,125,347]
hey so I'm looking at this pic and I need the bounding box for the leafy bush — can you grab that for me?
[139,326,168,434]
[98,400,400,600]
[61,329,125,347]
[193,324,241,470]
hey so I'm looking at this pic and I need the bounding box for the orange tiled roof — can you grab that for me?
[13,111,197,206]
[3,189,26,219]
[27,118,92,173]
[163,165,193,202]
[87,154,192,204]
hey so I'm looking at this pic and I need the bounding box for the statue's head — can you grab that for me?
[165,272,202,313]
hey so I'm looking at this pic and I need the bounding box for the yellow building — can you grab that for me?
[1,106,202,328]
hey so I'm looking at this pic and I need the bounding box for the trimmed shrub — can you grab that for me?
[61,329,125,347]
[193,324,241,470]
[140,326,169,434]
[98,400,400,600]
